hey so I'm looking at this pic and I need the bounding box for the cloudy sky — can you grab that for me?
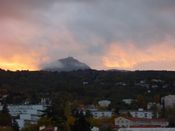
[1,0,175,71]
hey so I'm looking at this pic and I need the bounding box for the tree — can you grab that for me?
[100,127,114,131]
[12,118,19,131]
[0,103,12,127]
[0,127,13,131]
[42,96,71,131]
[21,124,38,131]
[37,117,53,127]
[164,106,175,127]
[136,95,147,109]
[71,110,91,131]
[154,95,160,103]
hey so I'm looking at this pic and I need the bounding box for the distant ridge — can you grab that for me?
[42,57,91,72]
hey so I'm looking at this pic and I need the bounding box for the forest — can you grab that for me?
[0,69,175,106]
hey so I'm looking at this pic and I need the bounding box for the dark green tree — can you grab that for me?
[0,103,12,126]
[12,118,19,131]
[71,110,91,131]
[42,95,71,131]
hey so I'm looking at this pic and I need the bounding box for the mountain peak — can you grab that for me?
[59,57,79,62]
[42,57,90,72]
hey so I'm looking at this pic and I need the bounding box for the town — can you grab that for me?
[0,70,175,131]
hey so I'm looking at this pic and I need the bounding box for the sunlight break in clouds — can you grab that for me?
[103,42,175,70]
[0,20,48,71]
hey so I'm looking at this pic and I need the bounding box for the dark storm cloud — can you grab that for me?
[1,0,175,45]
[64,0,175,47]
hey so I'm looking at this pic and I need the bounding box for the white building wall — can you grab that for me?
[91,127,99,131]
[122,99,135,105]
[92,111,112,118]
[162,95,175,108]
[98,100,111,107]
[130,110,153,119]
[16,119,25,129]
[0,104,48,129]
[26,109,38,115]
[20,114,32,120]
[115,117,168,128]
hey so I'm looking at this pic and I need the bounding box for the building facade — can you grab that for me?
[98,100,111,107]
[91,110,112,119]
[129,108,153,119]
[161,95,175,108]
[115,117,168,128]
[0,104,48,129]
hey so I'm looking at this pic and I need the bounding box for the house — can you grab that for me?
[122,99,136,105]
[0,104,48,129]
[119,108,154,119]
[147,102,161,110]
[161,95,175,108]
[115,116,168,128]
[86,105,112,119]
[98,100,111,107]
[91,127,99,131]
[151,79,163,83]
[91,110,112,119]
[135,80,149,88]
[129,108,153,119]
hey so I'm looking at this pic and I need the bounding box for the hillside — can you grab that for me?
[0,69,175,106]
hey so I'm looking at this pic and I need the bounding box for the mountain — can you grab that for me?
[42,57,91,72]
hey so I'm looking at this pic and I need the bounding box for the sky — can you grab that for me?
[1,0,175,71]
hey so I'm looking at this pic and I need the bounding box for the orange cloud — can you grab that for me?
[0,19,49,71]
[0,62,36,71]
[0,52,39,71]
[103,42,175,70]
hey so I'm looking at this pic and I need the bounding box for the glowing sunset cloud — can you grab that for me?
[0,62,37,71]
[103,42,175,70]
[0,54,40,71]
[1,0,175,70]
